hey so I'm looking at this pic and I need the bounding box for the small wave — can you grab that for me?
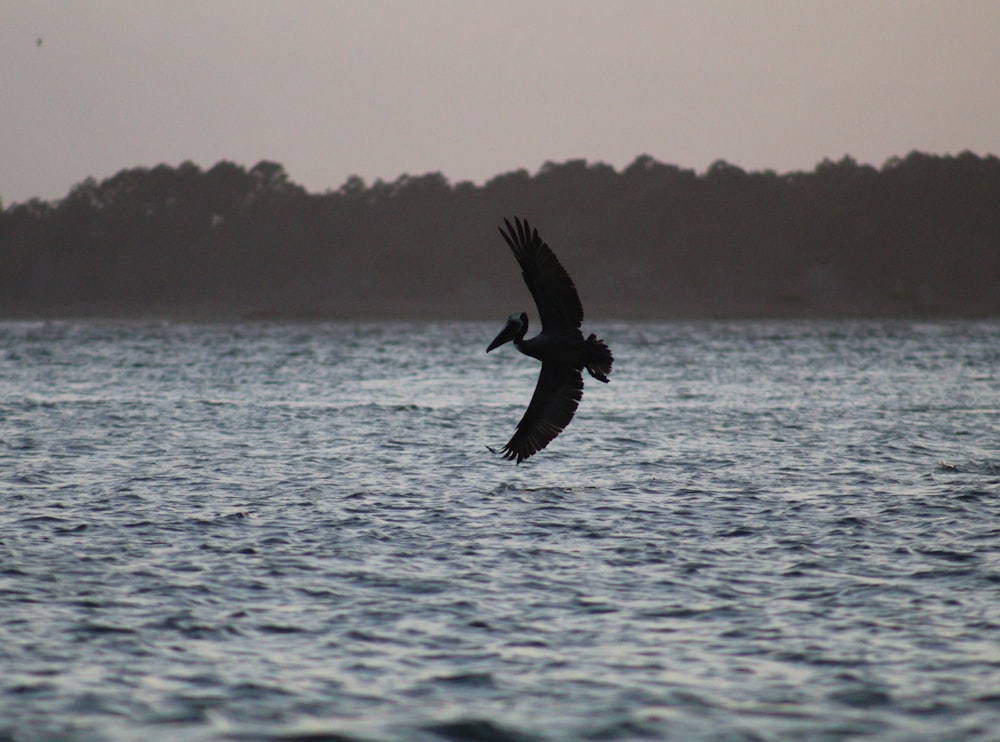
[432,672,497,688]
[16,513,69,524]
[255,624,308,635]
[421,718,536,742]
[74,622,137,636]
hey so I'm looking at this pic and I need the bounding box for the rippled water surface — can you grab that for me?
[2,320,1000,741]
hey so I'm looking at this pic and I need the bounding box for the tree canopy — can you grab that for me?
[2,152,998,318]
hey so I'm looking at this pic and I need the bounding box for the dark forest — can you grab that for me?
[2,151,998,319]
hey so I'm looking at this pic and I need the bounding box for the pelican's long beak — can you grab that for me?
[487,318,519,353]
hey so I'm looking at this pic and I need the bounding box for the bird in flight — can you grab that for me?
[487,217,613,463]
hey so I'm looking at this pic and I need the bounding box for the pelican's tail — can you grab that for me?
[585,334,613,383]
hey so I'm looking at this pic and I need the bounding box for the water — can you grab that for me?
[2,319,999,741]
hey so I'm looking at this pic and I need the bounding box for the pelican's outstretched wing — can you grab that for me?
[499,217,584,336]
[501,364,583,464]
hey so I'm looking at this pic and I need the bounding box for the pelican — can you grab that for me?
[487,217,613,463]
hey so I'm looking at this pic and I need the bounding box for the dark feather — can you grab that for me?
[499,217,584,335]
[500,364,584,463]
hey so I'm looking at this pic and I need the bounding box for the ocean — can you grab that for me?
[2,319,999,740]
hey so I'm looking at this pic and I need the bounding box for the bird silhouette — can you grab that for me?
[487,217,612,463]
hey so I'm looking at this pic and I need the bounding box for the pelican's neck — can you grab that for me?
[513,315,528,347]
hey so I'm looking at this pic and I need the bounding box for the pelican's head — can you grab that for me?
[487,312,528,352]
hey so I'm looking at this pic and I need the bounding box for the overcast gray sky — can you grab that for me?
[3,0,998,204]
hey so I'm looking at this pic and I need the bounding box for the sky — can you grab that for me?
[2,0,999,204]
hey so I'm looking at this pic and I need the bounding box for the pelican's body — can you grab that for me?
[487,218,613,463]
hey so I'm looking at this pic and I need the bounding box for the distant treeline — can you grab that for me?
[2,151,999,319]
